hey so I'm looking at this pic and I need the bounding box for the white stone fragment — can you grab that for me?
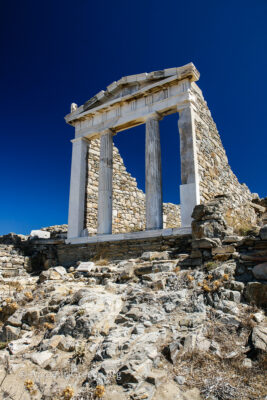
[76,261,95,272]
[30,230,50,239]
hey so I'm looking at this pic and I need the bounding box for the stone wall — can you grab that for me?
[192,82,258,232]
[0,235,31,277]
[85,138,181,234]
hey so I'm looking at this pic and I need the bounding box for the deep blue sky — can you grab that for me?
[0,0,266,235]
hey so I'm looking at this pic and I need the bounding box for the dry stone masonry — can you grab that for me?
[65,63,258,243]
[192,83,257,231]
[85,138,181,235]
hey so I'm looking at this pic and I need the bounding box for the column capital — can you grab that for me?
[176,92,197,113]
[99,128,117,137]
[145,111,163,122]
[71,137,90,144]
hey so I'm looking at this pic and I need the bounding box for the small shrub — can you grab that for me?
[61,386,74,399]
[94,385,105,398]
[24,379,34,391]
[24,291,33,301]
[212,280,222,291]
[95,258,109,266]
[1,300,19,319]
[43,322,54,330]
[49,313,56,322]
[0,341,7,350]
[203,284,212,292]
[24,379,37,395]
[205,261,218,271]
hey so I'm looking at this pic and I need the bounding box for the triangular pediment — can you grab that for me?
[66,63,199,123]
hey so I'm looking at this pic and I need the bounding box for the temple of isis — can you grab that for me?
[65,63,256,244]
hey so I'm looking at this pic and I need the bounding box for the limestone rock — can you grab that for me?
[141,251,169,261]
[259,225,267,240]
[252,324,267,351]
[245,282,267,307]
[57,335,76,352]
[30,350,53,367]
[191,238,221,249]
[38,266,67,282]
[252,262,267,280]
[3,325,21,341]
[23,307,40,326]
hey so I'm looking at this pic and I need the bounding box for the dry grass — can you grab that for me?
[94,258,109,266]
[174,349,266,399]
[172,313,267,400]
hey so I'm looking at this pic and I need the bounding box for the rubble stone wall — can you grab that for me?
[0,237,30,277]
[192,82,258,232]
[85,138,181,234]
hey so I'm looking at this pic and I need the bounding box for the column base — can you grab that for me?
[180,183,200,227]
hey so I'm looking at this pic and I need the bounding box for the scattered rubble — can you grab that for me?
[0,197,266,399]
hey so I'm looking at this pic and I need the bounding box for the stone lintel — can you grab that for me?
[74,91,193,141]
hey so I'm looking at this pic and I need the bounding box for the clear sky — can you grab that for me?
[0,0,266,236]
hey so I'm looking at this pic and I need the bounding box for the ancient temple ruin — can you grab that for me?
[65,63,256,244]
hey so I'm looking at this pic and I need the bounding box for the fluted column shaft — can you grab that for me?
[97,130,113,234]
[145,116,163,230]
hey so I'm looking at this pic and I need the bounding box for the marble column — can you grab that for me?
[97,130,113,234]
[145,115,163,230]
[178,103,200,227]
[67,137,89,239]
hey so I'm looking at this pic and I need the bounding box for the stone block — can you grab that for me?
[212,245,235,255]
[76,261,95,272]
[259,225,267,240]
[245,282,267,307]
[30,230,51,239]
[252,262,267,280]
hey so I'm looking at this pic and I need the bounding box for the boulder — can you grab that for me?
[245,282,267,307]
[118,262,135,280]
[30,350,53,367]
[192,220,227,240]
[7,309,25,327]
[23,307,40,326]
[57,336,76,352]
[252,262,267,280]
[38,266,67,282]
[3,325,21,341]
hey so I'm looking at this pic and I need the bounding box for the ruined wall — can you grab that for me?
[85,139,181,234]
[192,82,258,232]
[0,235,31,277]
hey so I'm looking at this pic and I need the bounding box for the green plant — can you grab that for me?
[205,261,219,271]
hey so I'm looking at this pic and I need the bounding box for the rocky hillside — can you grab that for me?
[0,252,266,399]
[0,197,266,400]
